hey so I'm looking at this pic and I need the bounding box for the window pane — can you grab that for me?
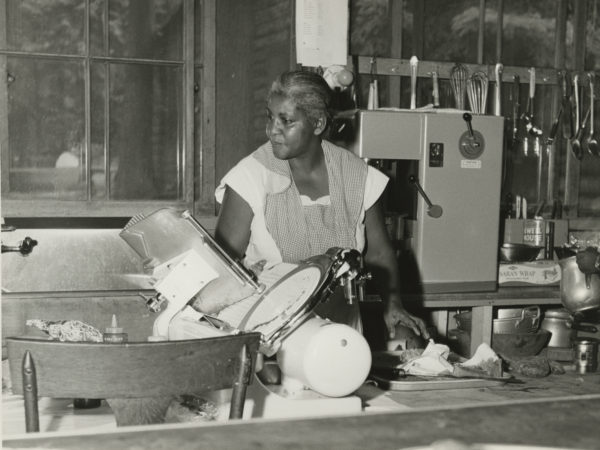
[349,0,390,57]
[90,62,108,199]
[90,0,107,57]
[423,0,479,63]
[503,0,557,67]
[585,0,600,70]
[483,0,500,64]
[107,63,183,200]
[90,0,183,60]
[6,56,87,198]
[3,0,85,55]
[580,0,600,216]
[194,0,202,62]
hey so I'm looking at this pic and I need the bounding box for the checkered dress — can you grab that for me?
[253,140,368,264]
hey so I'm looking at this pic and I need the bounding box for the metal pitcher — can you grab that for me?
[559,256,600,314]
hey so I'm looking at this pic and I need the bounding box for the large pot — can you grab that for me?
[541,308,598,348]
[559,256,600,314]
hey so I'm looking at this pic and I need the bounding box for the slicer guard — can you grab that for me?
[234,247,364,356]
[120,208,264,337]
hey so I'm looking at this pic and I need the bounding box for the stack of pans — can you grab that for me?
[452,307,551,358]
[494,306,541,334]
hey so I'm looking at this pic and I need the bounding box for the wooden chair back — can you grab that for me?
[6,333,261,431]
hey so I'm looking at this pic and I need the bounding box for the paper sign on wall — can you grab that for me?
[296,0,348,67]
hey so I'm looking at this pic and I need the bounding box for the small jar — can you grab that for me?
[573,338,599,374]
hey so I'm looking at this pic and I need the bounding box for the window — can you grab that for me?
[1,0,199,217]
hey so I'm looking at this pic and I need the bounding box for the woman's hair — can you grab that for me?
[267,70,332,125]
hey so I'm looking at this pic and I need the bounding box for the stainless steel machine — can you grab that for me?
[342,109,504,293]
[119,208,372,419]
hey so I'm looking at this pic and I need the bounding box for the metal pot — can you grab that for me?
[559,256,600,314]
[541,308,598,348]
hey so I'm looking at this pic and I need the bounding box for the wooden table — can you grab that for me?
[3,395,599,449]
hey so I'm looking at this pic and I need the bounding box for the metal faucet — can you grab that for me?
[1,237,38,255]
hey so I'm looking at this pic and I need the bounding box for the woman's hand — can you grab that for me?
[384,302,430,340]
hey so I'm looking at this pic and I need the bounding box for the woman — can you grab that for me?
[212,70,428,339]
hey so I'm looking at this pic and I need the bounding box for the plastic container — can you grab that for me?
[103,314,128,344]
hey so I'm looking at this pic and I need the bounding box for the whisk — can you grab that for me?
[467,71,489,114]
[450,63,469,110]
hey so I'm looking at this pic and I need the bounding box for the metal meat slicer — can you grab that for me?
[120,208,372,418]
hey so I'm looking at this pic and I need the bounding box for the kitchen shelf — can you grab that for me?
[366,286,562,357]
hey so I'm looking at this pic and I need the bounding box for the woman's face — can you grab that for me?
[266,94,322,160]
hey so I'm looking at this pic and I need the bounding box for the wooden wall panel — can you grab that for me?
[215,0,293,196]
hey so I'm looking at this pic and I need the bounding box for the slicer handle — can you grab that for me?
[463,112,475,139]
[408,175,443,218]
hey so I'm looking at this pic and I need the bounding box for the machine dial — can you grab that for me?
[459,112,485,159]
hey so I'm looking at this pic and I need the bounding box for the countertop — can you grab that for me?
[4,369,600,449]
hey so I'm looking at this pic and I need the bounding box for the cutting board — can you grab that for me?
[369,372,509,391]
[370,350,510,391]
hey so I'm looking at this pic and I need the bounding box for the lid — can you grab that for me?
[545,308,571,319]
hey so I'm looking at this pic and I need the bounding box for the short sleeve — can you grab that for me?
[214,154,288,267]
[215,156,265,209]
[364,166,389,210]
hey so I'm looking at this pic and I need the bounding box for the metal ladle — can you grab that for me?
[585,72,599,157]
[572,108,590,161]
[570,74,584,160]
[408,175,443,218]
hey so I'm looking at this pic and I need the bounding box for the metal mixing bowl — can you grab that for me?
[491,329,551,358]
[499,243,543,263]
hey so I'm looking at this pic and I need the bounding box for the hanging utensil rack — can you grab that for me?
[347,55,595,224]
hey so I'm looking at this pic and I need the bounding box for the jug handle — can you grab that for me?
[572,323,598,333]
[585,273,592,289]
[522,306,541,318]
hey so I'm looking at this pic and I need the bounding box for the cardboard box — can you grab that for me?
[498,260,561,286]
